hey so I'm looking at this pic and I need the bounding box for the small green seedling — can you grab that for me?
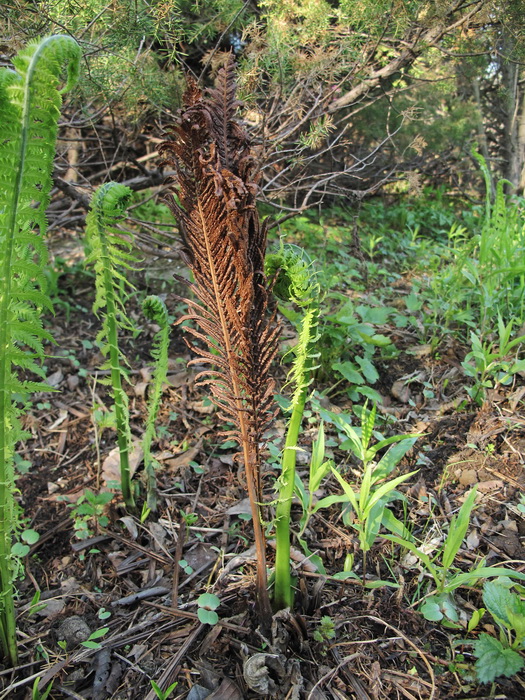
[150,680,178,700]
[179,559,193,575]
[472,578,525,683]
[11,529,40,558]
[313,615,336,643]
[80,627,109,650]
[68,490,113,539]
[32,677,54,700]
[197,592,220,625]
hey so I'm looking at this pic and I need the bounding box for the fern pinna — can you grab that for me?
[85,182,138,509]
[0,35,80,664]
[160,59,279,621]
[141,295,170,510]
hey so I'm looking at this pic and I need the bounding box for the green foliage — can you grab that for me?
[328,403,418,580]
[67,490,113,540]
[461,315,525,405]
[0,34,80,665]
[390,488,525,626]
[32,677,54,700]
[472,578,525,683]
[266,243,320,609]
[429,154,525,333]
[294,422,334,573]
[150,680,179,700]
[142,295,171,510]
[197,592,220,625]
[313,615,336,643]
[85,182,139,509]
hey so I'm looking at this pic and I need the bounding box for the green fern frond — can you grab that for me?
[141,296,171,510]
[0,35,80,665]
[266,243,321,609]
[86,182,140,509]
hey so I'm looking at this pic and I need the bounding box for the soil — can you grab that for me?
[2,257,525,700]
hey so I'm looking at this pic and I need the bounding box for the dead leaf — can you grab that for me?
[47,368,64,387]
[466,529,480,550]
[48,409,68,431]
[166,369,195,388]
[207,678,243,700]
[67,374,79,391]
[120,516,138,540]
[408,344,432,358]
[226,498,252,516]
[102,440,143,489]
[133,381,149,398]
[188,400,215,414]
[391,380,410,403]
[165,441,202,470]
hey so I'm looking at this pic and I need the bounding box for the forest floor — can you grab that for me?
[2,229,525,700]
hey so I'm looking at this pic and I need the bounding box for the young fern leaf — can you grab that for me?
[141,295,171,511]
[265,243,320,609]
[160,58,279,622]
[85,182,139,509]
[0,35,80,665]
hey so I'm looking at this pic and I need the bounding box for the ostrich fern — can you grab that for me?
[0,35,80,664]
[265,243,320,610]
[85,182,139,509]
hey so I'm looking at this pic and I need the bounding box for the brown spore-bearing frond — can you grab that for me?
[160,56,278,623]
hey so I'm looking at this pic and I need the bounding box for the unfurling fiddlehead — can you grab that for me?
[0,35,81,664]
[141,295,170,510]
[85,182,139,509]
[265,243,320,610]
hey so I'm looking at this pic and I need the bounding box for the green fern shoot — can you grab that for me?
[141,295,171,511]
[265,243,320,610]
[85,182,139,510]
[0,35,81,664]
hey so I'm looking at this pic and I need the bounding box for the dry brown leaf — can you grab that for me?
[187,400,215,414]
[102,440,143,489]
[391,380,411,403]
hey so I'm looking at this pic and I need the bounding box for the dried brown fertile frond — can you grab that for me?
[160,57,279,621]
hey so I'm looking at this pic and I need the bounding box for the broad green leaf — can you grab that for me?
[420,599,443,621]
[364,470,418,515]
[88,627,109,640]
[445,567,525,593]
[474,633,524,683]
[333,361,364,385]
[197,608,219,625]
[197,593,220,610]
[483,580,525,639]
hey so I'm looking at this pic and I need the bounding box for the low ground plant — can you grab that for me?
[328,403,419,581]
[471,578,525,683]
[388,487,525,625]
[461,315,525,405]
